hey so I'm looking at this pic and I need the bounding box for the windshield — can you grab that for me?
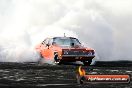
[53,37,81,46]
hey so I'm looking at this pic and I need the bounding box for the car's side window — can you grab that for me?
[42,39,46,45]
[45,38,49,45]
[48,38,53,45]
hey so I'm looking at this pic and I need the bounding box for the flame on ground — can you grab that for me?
[78,66,86,76]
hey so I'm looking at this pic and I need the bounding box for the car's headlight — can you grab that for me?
[63,50,69,55]
[88,51,92,55]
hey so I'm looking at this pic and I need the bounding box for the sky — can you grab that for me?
[0,0,132,62]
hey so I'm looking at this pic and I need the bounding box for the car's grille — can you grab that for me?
[63,50,94,56]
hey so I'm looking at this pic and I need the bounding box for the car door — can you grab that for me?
[35,39,46,53]
[41,38,54,60]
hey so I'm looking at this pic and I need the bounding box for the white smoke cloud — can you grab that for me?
[0,0,132,62]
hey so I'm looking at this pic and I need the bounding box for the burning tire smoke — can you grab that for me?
[0,0,132,62]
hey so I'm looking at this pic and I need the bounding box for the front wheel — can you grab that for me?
[83,59,92,66]
[54,54,62,65]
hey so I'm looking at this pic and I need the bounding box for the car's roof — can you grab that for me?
[53,37,77,39]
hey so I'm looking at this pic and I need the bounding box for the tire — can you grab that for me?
[54,54,61,65]
[40,54,43,58]
[83,59,92,66]
[38,54,43,64]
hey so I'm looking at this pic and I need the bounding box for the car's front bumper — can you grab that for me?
[60,55,95,62]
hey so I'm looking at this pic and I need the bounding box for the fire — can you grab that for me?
[76,66,86,84]
[78,66,86,76]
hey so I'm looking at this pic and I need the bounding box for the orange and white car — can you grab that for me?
[36,37,95,65]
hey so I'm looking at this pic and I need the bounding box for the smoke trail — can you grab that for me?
[0,0,132,62]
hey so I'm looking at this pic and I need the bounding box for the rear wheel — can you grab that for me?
[38,54,43,64]
[83,59,92,66]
